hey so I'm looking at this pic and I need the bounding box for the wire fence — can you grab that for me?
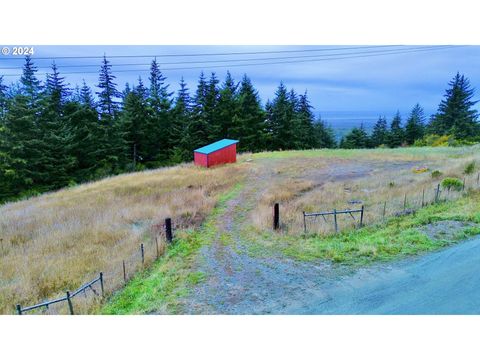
[15,218,173,315]
[298,174,478,235]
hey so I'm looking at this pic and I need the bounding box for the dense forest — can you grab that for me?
[0,56,479,202]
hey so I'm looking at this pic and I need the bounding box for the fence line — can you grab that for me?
[15,217,175,315]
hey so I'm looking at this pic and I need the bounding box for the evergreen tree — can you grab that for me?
[340,125,369,149]
[405,103,426,145]
[20,55,43,106]
[428,73,479,139]
[96,55,121,119]
[147,59,173,164]
[205,72,221,141]
[216,71,238,139]
[294,91,316,148]
[231,74,266,152]
[387,111,405,147]
[313,117,336,148]
[170,77,192,162]
[188,72,210,150]
[370,116,389,147]
[266,82,296,150]
[0,76,8,120]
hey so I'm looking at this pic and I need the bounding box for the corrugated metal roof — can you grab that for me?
[194,139,239,155]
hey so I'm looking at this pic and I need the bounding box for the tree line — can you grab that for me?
[0,56,335,202]
[339,73,479,149]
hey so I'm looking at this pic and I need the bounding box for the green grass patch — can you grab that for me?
[268,191,480,266]
[101,183,244,314]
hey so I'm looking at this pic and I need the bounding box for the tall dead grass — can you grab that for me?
[251,147,480,235]
[0,162,247,314]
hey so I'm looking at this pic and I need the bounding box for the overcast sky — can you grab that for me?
[1,45,479,118]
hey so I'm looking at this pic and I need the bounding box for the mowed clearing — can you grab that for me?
[1,146,479,314]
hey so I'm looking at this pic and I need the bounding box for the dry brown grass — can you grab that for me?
[0,162,247,314]
[251,146,480,235]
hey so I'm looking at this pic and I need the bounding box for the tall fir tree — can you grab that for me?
[370,116,389,147]
[170,77,192,162]
[428,73,479,139]
[340,124,370,149]
[231,74,266,152]
[266,82,296,150]
[387,111,405,147]
[188,72,210,150]
[96,55,121,119]
[294,91,316,149]
[313,117,336,148]
[405,103,426,145]
[205,72,221,141]
[216,71,238,139]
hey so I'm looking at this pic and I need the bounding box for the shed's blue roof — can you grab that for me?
[194,139,239,155]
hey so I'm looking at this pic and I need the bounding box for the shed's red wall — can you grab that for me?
[207,144,237,167]
[194,144,237,168]
[194,152,208,167]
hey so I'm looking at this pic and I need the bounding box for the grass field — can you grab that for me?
[1,145,480,314]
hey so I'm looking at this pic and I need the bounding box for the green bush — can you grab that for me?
[431,170,442,179]
[464,161,476,175]
[441,177,463,191]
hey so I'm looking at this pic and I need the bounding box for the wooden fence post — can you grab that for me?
[302,211,307,233]
[403,193,407,211]
[463,178,466,191]
[155,236,159,259]
[99,272,104,298]
[165,218,173,243]
[273,203,280,230]
[141,243,145,265]
[382,201,386,221]
[360,205,364,227]
[421,188,425,207]
[123,260,127,284]
[435,184,440,203]
[16,304,22,315]
[66,291,74,315]
[333,209,338,233]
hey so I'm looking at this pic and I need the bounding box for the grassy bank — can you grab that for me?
[263,191,480,266]
[102,184,243,315]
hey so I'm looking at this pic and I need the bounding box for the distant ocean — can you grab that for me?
[318,110,412,140]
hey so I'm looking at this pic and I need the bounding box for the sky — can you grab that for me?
[1,45,479,123]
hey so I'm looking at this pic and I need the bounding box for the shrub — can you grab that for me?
[414,134,451,147]
[441,177,463,191]
[412,166,429,174]
[464,161,476,175]
[431,170,442,179]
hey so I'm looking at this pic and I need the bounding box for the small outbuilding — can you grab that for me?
[194,139,239,168]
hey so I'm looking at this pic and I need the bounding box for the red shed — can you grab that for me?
[194,139,239,168]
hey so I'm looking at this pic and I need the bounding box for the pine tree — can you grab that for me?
[313,117,336,148]
[387,111,405,147]
[340,125,369,149]
[96,55,121,119]
[231,74,266,152]
[428,73,479,139]
[147,59,173,165]
[216,71,238,139]
[405,103,426,145]
[188,72,210,150]
[266,82,296,150]
[370,116,389,147]
[120,78,151,169]
[294,91,316,148]
[170,77,192,162]
[205,72,220,141]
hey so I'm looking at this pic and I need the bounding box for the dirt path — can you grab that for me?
[180,157,422,314]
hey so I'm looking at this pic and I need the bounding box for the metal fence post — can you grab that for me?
[333,209,338,233]
[141,243,145,265]
[273,203,280,230]
[360,205,364,227]
[123,260,127,284]
[66,291,74,315]
[302,211,307,233]
[16,304,22,315]
[99,272,104,298]
[165,218,173,243]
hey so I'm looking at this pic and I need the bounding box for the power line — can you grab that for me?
[0,45,449,70]
[0,45,464,77]
[0,45,404,61]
